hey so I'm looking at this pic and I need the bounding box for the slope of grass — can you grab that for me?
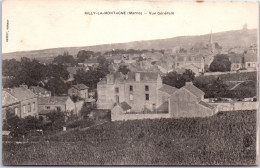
[2,110,257,166]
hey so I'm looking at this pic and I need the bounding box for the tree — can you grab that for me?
[97,55,107,65]
[45,78,69,96]
[162,69,195,88]
[74,64,109,90]
[46,111,65,130]
[77,50,94,62]
[209,54,231,72]
[162,71,178,88]
[46,64,69,80]
[118,65,130,75]
[3,58,48,88]
[80,102,95,118]
[3,109,27,138]
[53,52,76,66]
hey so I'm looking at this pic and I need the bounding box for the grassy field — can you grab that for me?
[2,110,257,166]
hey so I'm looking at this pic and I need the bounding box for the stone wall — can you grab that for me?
[209,101,258,112]
[111,112,170,121]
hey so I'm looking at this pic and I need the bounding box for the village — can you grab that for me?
[2,25,258,165]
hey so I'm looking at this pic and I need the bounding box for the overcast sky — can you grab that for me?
[2,0,258,53]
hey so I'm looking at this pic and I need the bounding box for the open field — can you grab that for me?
[2,110,257,166]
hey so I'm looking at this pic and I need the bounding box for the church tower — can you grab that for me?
[208,30,215,53]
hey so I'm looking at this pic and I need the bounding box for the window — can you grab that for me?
[32,102,36,110]
[22,105,26,114]
[145,94,149,101]
[129,85,133,91]
[116,95,119,103]
[15,108,18,116]
[46,106,50,110]
[115,87,119,93]
[145,85,149,91]
[56,106,61,111]
[28,103,31,112]
[248,63,251,66]
[130,94,133,101]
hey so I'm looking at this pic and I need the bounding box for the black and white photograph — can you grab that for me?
[1,0,259,165]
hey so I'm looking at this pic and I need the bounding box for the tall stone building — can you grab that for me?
[97,72,169,112]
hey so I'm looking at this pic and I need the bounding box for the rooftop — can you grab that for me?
[3,87,37,101]
[159,84,178,95]
[67,66,85,75]
[29,86,50,95]
[199,101,215,109]
[72,84,89,90]
[120,101,132,111]
[183,82,205,97]
[98,71,160,84]
[38,96,70,105]
[244,52,257,62]
[2,90,19,107]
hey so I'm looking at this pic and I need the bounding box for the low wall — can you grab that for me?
[203,70,257,76]
[111,113,170,121]
[209,101,258,112]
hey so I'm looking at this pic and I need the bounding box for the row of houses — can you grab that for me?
[96,72,217,121]
[2,83,93,120]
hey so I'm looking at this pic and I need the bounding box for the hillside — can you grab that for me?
[3,110,256,165]
[2,29,257,61]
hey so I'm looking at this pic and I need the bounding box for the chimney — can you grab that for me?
[135,72,140,82]
[106,74,114,84]
[20,84,28,89]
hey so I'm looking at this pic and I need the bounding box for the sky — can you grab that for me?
[2,0,259,53]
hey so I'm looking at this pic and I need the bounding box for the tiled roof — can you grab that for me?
[183,82,204,97]
[4,87,37,101]
[38,96,69,105]
[2,90,19,107]
[229,54,244,63]
[84,59,99,64]
[120,102,132,111]
[156,101,168,112]
[159,84,178,94]
[244,53,257,62]
[29,86,50,95]
[99,72,159,85]
[73,84,89,90]
[126,72,159,82]
[199,101,215,109]
[67,67,84,75]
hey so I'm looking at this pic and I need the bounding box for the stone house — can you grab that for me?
[2,86,38,119]
[169,82,217,118]
[38,96,75,119]
[78,59,99,67]
[175,54,205,74]
[229,55,244,71]
[68,84,89,99]
[97,72,163,112]
[176,64,201,76]
[29,86,51,97]
[244,52,258,70]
